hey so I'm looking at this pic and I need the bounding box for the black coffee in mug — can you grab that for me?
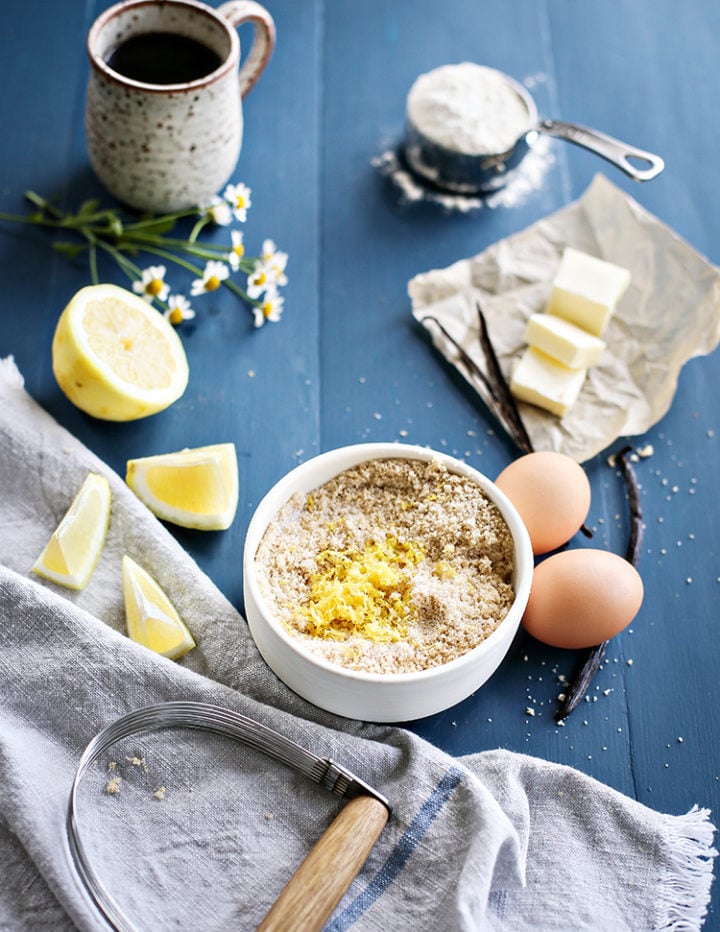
[106,32,224,85]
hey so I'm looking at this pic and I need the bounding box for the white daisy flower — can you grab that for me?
[260,239,289,287]
[227,230,245,271]
[190,260,230,296]
[253,289,284,328]
[246,262,272,299]
[164,294,195,325]
[132,265,170,303]
[223,182,252,222]
[201,196,233,227]
[260,239,277,262]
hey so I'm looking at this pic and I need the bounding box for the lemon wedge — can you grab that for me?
[126,443,239,530]
[52,283,189,421]
[32,472,111,590]
[121,555,195,660]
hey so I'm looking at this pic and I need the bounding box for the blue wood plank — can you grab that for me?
[0,0,718,923]
[545,10,720,916]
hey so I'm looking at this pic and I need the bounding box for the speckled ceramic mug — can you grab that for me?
[86,0,275,212]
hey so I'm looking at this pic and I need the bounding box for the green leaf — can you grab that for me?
[53,241,87,259]
[24,190,49,209]
[126,217,177,236]
[77,198,101,218]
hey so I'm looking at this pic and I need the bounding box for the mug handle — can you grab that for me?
[217,1,276,98]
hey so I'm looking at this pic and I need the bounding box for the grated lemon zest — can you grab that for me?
[301,536,424,643]
[433,560,457,580]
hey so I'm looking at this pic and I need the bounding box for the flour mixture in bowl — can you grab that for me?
[254,457,515,674]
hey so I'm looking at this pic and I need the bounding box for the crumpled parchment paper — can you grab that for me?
[409,173,720,462]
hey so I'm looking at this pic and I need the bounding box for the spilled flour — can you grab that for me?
[373,135,555,212]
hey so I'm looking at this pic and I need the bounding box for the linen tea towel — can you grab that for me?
[0,356,715,930]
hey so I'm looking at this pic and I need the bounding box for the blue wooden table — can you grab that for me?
[1,0,718,925]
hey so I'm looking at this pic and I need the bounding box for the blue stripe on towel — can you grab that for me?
[326,765,464,931]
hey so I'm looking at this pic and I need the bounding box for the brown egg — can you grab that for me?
[495,451,591,555]
[522,548,643,649]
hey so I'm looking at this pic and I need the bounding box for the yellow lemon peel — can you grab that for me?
[52,283,188,421]
[300,536,425,643]
[126,443,238,530]
[121,555,195,660]
[32,472,111,590]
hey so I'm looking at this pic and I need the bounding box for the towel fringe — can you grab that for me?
[655,805,717,931]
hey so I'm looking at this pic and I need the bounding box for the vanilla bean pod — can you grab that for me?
[420,315,528,451]
[616,445,645,566]
[475,304,533,454]
[556,445,643,722]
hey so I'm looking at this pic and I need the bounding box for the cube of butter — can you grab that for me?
[510,346,587,418]
[524,313,606,369]
[547,247,631,336]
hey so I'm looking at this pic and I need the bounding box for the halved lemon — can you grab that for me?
[52,283,189,421]
[121,555,195,660]
[32,472,111,590]
[126,443,239,530]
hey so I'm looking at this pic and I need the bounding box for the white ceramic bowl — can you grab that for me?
[243,443,533,722]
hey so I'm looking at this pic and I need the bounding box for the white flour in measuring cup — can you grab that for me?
[406,62,533,155]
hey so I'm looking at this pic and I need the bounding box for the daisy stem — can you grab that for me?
[188,215,209,243]
[235,259,258,274]
[119,232,228,260]
[0,211,54,226]
[122,208,199,232]
[0,211,114,237]
[88,243,99,286]
[95,240,144,282]
[133,242,254,306]
[24,190,64,219]
[223,277,256,305]
[136,245,204,277]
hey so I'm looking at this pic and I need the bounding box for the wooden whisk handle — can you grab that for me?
[258,795,389,931]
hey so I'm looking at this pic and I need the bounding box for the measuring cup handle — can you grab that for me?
[258,795,389,932]
[538,119,664,182]
[217,1,276,98]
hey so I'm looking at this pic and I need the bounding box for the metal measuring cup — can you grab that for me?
[404,65,664,194]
